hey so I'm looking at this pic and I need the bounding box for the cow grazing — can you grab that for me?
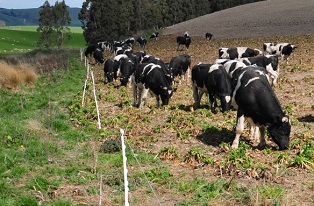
[219,47,262,60]
[136,37,147,49]
[239,55,279,86]
[124,37,135,45]
[192,63,232,112]
[205,32,213,40]
[169,54,191,84]
[149,32,159,41]
[103,59,117,83]
[132,63,173,108]
[263,43,297,61]
[214,59,247,79]
[92,48,105,64]
[231,66,291,150]
[98,41,112,52]
[177,35,191,51]
[119,58,136,87]
[85,44,100,57]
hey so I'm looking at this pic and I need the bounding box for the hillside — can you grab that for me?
[163,0,314,39]
[0,7,81,26]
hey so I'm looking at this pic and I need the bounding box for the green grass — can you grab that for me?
[0,26,85,54]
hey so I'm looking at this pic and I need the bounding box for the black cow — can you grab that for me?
[231,66,291,150]
[239,55,279,86]
[103,59,117,83]
[205,32,213,40]
[263,43,297,61]
[219,47,262,60]
[119,58,135,87]
[169,54,191,84]
[132,63,173,108]
[85,44,99,57]
[149,32,159,41]
[136,37,147,49]
[192,63,232,112]
[177,35,191,51]
[92,48,105,64]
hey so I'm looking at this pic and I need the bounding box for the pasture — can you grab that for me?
[0,33,313,205]
[0,26,85,54]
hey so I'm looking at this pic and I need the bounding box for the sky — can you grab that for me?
[0,0,85,9]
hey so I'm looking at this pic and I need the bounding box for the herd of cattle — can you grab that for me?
[84,32,297,150]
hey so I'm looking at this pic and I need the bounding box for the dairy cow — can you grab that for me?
[132,63,173,108]
[169,54,191,84]
[231,66,291,150]
[205,32,213,40]
[103,59,118,83]
[192,63,232,112]
[239,55,279,86]
[177,32,191,51]
[263,43,297,61]
[219,47,262,60]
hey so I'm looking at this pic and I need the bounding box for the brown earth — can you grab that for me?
[83,1,314,205]
[163,0,314,39]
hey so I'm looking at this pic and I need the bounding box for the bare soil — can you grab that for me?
[87,1,314,204]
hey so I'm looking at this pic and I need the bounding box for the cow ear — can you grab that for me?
[282,116,290,123]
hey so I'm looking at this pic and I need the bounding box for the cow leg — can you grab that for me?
[232,114,245,149]
[156,95,160,108]
[192,84,200,109]
[258,126,267,149]
[208,95,216,112]
[139,87,149,108]
[132,79,137,107]
[247,118,260,145]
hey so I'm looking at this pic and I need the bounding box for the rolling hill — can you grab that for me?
[0,7,81,26]
[163,0,314,39]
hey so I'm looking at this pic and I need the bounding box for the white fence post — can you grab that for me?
[90,70,101,130]
[120,128,130,206]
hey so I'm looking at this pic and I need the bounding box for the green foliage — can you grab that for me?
[184,147,214,165]
[37,0,72,49]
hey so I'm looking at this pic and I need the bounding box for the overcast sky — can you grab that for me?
[0,0,85,9]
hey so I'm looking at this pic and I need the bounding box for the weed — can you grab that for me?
[144,166,173,184]
[227,143,251,168]
[156,146,180,160]
[184,147,214,166]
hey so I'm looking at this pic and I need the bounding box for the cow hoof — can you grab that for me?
[231,143,239,150]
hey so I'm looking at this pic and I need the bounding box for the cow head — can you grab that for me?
[268,116,291,150]
[220,95,232,113]
[106,72,114,83]
[160,86,173,106]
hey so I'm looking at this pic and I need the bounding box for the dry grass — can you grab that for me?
[0,60,37,89]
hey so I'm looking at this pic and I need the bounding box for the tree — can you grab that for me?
[52,0,72,49]
[37,0,71,49]
[37,1,54,49]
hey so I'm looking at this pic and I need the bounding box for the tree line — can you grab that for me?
[78,0,263,44]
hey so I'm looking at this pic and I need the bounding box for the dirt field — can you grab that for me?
[87,1,314,204]
[163,0,314,39]
[90,32,314,205]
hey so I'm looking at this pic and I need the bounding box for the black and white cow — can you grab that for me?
[149,32,159,41]
[119,57,135,87]
[132,63,173,108]
[103,59,117,83]
[239,55,279,86]
[231,66,291,150]
[136,37,147,49]
[214,59,247,78]
[98,41,113,52]
[141,55,173,85]
[85,44,100,57]
[124,37,135,45]
[177,33,191,51]
[192,63,232,112]
[169,54,191,84]
[219,47,262,60]
[205,32,213,40]
[263,43,297,61]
